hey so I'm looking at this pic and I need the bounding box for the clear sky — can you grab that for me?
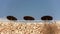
[0,0,60,20]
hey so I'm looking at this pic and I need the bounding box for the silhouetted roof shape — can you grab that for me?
[7,16,17,21]
[23,16,35,20]
[41,15,53,20]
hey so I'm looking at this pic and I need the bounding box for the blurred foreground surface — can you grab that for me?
[0,21,60,34]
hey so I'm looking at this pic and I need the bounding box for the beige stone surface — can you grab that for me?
[0,21,60,34]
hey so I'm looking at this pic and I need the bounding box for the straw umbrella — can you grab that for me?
[41,15,53,23]
[6,16,17,22]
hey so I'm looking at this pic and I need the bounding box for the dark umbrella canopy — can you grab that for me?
[6,16,17,21]
[41,15,53,21]
[23,16,35,20]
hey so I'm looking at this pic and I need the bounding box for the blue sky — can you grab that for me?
[0,0,60,20]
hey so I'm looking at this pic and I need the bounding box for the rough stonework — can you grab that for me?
[0,21,60,34]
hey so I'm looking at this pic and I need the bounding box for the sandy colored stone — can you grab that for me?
[0,21,60,34]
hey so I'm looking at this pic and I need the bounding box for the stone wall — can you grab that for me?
[0,21,60,34]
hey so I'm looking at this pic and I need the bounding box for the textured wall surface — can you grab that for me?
[0,21,60,34]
